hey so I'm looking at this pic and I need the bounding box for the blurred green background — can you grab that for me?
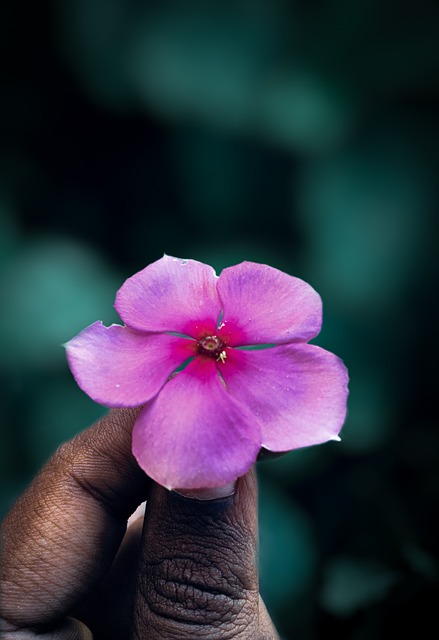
[1,1,438,637]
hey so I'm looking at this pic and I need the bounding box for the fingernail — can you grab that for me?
[127,500,146,526]
[173,481,237,501]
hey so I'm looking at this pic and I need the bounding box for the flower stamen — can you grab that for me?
[198,334,227,361]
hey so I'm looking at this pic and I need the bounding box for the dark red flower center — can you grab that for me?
[197,334,227,362]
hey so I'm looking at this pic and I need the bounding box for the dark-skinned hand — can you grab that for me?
[0,408,279,639]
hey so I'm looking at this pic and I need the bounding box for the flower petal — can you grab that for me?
[65,321,193,407]
[132,357,261,489]
[115,255,221,337]
[216,261,322,345]
[219,344,348,451]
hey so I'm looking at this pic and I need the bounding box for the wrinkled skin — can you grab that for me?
[0,409,278,639]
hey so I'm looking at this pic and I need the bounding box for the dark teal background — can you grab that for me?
[1,1,438,637]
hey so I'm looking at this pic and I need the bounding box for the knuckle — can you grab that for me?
[136,554,257,637]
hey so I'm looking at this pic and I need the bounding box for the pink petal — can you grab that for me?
[219,344,349,451]
[65,321,193,408]
[216,262,322,346]
[132,357,261,489]
[115,255,221,337]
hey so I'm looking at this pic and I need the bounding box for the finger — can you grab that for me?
[0,408,150,633]
[131,469,276,640]
[0,617,93,640]
[258,596,280,639]
[72,506,146,639]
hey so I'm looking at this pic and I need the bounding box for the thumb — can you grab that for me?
[130,469,276,639]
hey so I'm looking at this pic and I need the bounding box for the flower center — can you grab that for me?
[197,335,227,363]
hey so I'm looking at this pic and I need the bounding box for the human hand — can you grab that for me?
[0,408,279,639]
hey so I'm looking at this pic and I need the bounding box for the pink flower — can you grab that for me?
[65,256,348,490]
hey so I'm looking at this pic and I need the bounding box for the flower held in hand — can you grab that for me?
[66,256,348,490]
